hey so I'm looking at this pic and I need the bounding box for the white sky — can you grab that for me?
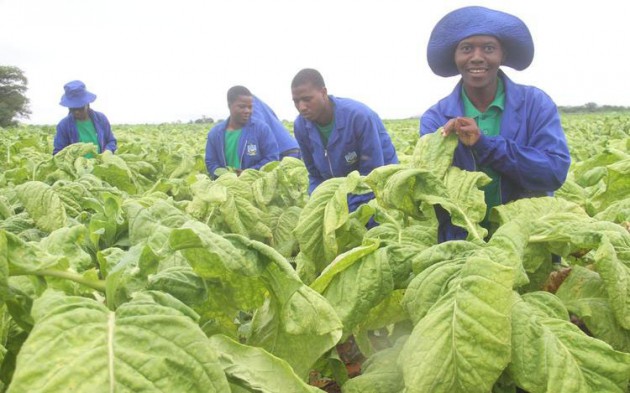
[1,0,629,125]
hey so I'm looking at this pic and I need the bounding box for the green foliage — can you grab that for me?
[0,114,628,391]
[0,66,30,128]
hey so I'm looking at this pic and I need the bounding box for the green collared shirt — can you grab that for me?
[224,129,242,169]
[316,101,335,145]
[76,119,100,158]
[462,77,505,229]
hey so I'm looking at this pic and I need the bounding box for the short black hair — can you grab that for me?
[227,85,252,105]
[291,68,326,89]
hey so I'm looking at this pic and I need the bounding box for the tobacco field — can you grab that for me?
[0,113,628,392]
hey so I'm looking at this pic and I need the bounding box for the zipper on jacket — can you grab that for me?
[469,148,477,171]
[324,149,334,177]
[240,138,248,168]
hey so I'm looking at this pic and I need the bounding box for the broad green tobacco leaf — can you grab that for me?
[485,220,531,287]
[7,290,230,393]
[92,151,138,194]
[274,157,309,207]
[105,243,160,309]
[593,234,630,330]
[39,225,92,272]
[404,258,468,326]
[441,167,490,240]
[127,199,188,250]
[556,177,589,208]
[365,165,442,220]
[342,336,407,393]
[508,291,630,393]
[366,165,489,241]
[0,233,11,302]
[169,222,267,312]
[147,265,208,307]
[411,130,459,179]
[311,239,381,294]
[595,198,630,225]
[15,181,67,233]
[51,180,91,218]
[556,266,630,352]
[490,196,588,226]
[365,222,435,249]
[53,143,97,177]
[293,172,362,281]
[590,158,630,212]
[267,205,301,257]
[572,148,628,186]
[399,256,514,393]
[311,241,394,333]
[0,229,67,276]
[519,214,630,329]
[0,195,14,220]
[226,236,342,378]
[208,334,321,393]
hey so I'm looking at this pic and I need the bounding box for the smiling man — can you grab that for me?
[290,68,398,220]
[205,85,279,178]
[420,6,571,242]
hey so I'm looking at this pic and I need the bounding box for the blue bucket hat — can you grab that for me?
[427,6,534,77]
[59,80,97,108]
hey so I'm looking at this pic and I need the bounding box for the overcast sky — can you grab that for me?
[1,0,628,125]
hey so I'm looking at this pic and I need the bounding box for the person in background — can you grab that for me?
[205,85,279,178]
[252,95,301,159]
[420,6,571,242]
[54,80,117,156]
[291,68,399,214]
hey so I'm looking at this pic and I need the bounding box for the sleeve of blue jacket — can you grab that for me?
[93,111,117,153]
[53,117,73,155]
[471,95,570,192]
[293,117,325,194]
[205,122,225,177]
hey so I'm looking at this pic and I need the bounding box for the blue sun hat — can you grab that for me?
[427,6,534,77]
[59,80,97,107]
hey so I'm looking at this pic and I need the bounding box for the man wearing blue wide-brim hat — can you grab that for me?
[53,80,117,156]
[419,6,571,243]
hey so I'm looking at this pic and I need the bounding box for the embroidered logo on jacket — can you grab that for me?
[344,151,358,164]
[246,143,258,156]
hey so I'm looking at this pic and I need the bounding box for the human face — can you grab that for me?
[228,95,253,128]
[291,82,330,125]
[454,35,504,91]
[70,105,89,121]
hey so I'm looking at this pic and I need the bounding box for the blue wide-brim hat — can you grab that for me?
[427,6,534,77]
[59,80,97,107]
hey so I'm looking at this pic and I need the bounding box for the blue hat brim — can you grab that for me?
[427,6,534,77]
[60,91,96,108]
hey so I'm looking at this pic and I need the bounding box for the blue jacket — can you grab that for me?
[420,71,571,242]
[53,109,117,155]
[205,118,279,178]
[252,96,300,158]
[294,96,399,211]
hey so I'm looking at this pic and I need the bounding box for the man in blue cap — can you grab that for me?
[420,6,571,242]
[54,80,117,156]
